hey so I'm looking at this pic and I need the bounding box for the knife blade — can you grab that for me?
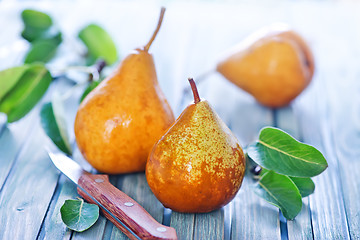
[47,150,177,240]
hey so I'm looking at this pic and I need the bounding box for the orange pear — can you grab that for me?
[217,24,314,107]
[146,78,245,213]
[74,8,175,174]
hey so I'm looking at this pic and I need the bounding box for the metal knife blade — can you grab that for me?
[47,150,177,240]
[48,151,86,183]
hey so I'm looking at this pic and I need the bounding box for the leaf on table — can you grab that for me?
[0,66,30,101]
[40,93,72,155]
[0,64,52,122]
[24,35,62,64]
[290,177,315,197]
[247,127,328,177]
[60,198,99,232]
[80,80,101,103]
[253,170,302,220]
[78,24,118,65]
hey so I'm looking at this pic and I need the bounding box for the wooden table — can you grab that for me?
[0,1,359,239]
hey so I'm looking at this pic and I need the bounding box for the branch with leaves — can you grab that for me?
[247,127,327,220]
[0,9,118,231]
[0,9,118,124]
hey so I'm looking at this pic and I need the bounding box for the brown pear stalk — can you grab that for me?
[146,78,246,213]
[74,7,175,174]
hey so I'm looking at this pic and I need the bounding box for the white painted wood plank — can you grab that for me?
[41,176,75,240]
[289,3,360,238]
[327,7,360,238]
[293,74,350,239]
[0,114,37,188]
[325,67,360,239]
[0,124,60,240]
[0,79,73,239]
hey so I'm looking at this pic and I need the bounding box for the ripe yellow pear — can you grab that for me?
[74,8,175,174]
[146,79,245,213]
[217,24,314,107]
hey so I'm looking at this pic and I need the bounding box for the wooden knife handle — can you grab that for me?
[77,174,177,240]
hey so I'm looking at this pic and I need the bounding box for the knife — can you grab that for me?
[47,150,177,240]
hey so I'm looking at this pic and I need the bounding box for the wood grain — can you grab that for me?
[170,212,195,240]
[40,176,75,240]
[194,209,224,240]
[231,178,281,240]
[293,76,350,239]
[0,116,36,189]
[0,120,61,240]
[326,66,360,239]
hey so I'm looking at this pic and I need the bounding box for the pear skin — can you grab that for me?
[146,79,245,213]
[74,8,174,174]
[217,24,314,107]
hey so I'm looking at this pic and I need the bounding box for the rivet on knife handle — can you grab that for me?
[77,174,178,240]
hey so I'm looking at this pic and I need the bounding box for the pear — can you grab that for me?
[74,8,175,174]
[216,24,314,107]
[146,78,245,213]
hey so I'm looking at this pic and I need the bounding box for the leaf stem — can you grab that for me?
[88,59,107,82]
[51,59,106,83]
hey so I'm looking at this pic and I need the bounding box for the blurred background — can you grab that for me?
[1,0,360,144]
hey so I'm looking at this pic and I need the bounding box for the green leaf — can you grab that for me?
[0,66,30,101]
[60,198,99,232]
[0,64,52,122]
[21,27,46,42]
[78,24,117,65]
[21,9,54,42]
[80,80,100,103]
[21,26,61,43]
[24,35,62,64]
[259,168,315,197]
[21,10,61,43]
[40,93,72,155]
[290,177,315,197]
[247,127,328,177]
[21,9,52,30]
[254,170,302,220]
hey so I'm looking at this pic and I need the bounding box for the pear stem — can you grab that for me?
[144,7,166,52]
[188,78,201,104]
